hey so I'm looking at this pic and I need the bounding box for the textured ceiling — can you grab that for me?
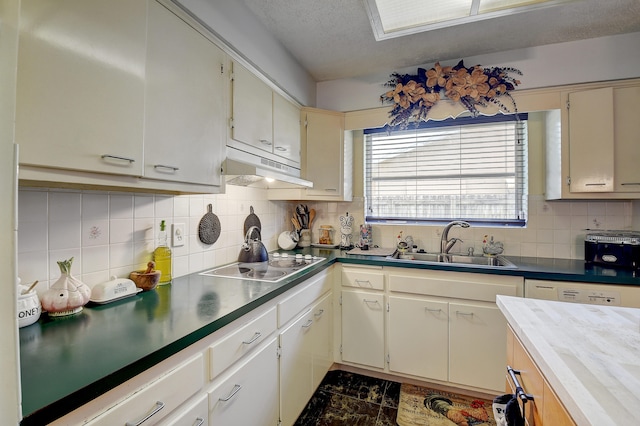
[240,0,640,82]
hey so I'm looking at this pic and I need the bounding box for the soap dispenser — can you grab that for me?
[154,220,172,284]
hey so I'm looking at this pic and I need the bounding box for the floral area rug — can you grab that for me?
[396,383,496,426]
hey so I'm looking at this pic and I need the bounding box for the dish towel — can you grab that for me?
[493,394,524,426]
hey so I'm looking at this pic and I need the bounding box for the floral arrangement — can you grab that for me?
[381,60,522,128]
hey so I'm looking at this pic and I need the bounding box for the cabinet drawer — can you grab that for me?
[87,354,204,426]
[208,337,279,425]
[209,307,277,380]
[278,270,331,327]
[157,393,207,426]
[389,269,521,302]
[342,267,384,290]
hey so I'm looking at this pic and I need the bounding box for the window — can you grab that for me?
[365,114,527,226]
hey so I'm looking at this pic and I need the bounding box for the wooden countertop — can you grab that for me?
[497,295,640,425]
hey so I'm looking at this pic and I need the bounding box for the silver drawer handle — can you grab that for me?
[354,279,372,287]
[584,183,606,186]
[153,164,180,172]
[314,309,325,318]
[455,311,474,316]
[125,400,164,426]
[193,418,205,426]
[363,299,380,306]
[621,182,640,186]
[301,319,313,328]
[259,139,272,146]
[425,307,442,313]
[101,154,135,163]
[242,332,262,345]
[275,146,287,152]
[219,384,242,401]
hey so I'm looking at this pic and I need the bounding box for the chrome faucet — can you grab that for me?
[440,221,470,254]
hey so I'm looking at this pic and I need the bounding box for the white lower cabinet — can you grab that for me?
[157,393,208,426]
[387,295,448,381]
[84,354,204,426]
[208,337,279,426]
[449,301,508,391]
[279,280,333,426]
[341,289,385,369]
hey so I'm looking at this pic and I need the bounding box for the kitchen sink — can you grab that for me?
[387,251,517,268]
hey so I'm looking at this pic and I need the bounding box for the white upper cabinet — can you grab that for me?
[231,63,274,155]
[613,86,640,192]
[567,87,615,192]
[273,92,302,163]
[230,62,301,165]
[16,0,146,176]
[546,79,640,199]
[144,0,225,187]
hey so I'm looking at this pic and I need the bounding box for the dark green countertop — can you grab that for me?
[19,248,640,424]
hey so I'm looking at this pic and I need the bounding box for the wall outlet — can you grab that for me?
[172,223,185,247]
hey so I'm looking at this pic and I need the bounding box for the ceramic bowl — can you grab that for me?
[17,286,41,328]
[129,270,162,291]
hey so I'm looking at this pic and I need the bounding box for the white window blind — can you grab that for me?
[365,114,528,225]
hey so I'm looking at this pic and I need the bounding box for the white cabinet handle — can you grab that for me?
[301,319,313,328]
[101,154,135,163]
[153,164,180,172]
[355,279,372,287]
[219,384,242,401]
[125,400,164,426]
[242,332,262,345]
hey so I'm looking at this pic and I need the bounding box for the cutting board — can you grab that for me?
[347,247,396,256]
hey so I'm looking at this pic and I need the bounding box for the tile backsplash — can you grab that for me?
[18,186,290,293]
[18,186,636,295]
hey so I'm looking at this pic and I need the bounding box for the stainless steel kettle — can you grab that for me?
[238,226,269,263]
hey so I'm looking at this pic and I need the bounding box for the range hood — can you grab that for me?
[223,146,313,189]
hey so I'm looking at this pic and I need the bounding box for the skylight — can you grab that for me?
[364,0,575,40]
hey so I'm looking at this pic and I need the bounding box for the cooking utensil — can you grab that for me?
[296,204,308,228]
[21,280,39,295]
[308,209,316,229]
[243,206,262,240]
[198,204,221,245]
[238,226,269,263]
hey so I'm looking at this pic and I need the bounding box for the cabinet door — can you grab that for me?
[279,310,314,426]
[232,63,273,153]
[209,337,279,426]
[388,296,448,381]
[568,87,614,192]
[144,1,225,186]
[341,289,385,369]
[16,0,146,176]
[273,93,301,164]
[311,293,333,389]
[449,302,506,392]
[304,109,345,196]
[614,86,640,192]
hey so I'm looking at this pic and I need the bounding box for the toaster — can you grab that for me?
[585,230,640,269]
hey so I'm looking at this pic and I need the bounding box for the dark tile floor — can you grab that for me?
[294,370,401,426]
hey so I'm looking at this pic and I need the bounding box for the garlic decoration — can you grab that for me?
[40,257,91,316]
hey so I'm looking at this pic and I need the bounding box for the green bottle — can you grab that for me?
[154,220,172,284]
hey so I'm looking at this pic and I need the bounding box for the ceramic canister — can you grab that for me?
[17,286,41,328]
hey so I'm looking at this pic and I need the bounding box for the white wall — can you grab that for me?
[177,0,316,106]
[316,32,640,112]
[18,186,291,295]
